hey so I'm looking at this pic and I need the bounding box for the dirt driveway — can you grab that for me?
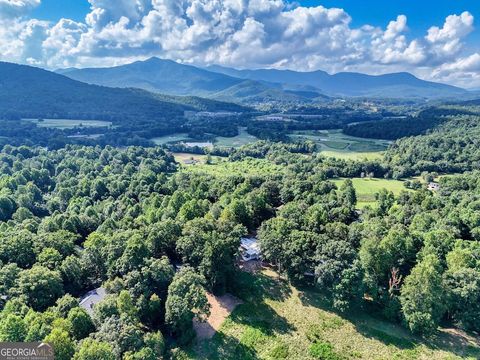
[193,293,243,340]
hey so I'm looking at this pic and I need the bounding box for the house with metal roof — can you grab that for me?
[79,287,107,315]
[240,237,261,262]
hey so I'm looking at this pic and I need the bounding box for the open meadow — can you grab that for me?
[174,270,479,360]
[333,178,409,208]
[290,130,390,160]
[23,118,112,129]
[215,127,260,148]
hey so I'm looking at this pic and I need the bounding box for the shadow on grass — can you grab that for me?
[298,286,480,358]
[197,332,260,360]
[230,301,294,335]
[230,270,292,303]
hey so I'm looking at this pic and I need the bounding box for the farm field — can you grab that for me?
[151,133,191,145]
[333,178,409,208]
[174,270,479,360]
[24,118,112,129]
[153,128,259,148]
[215,127,259,148]
[290,130,390,160]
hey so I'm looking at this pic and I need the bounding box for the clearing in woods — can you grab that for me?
[176,270,480,360]
[333,177,409,208]
[24,118,112,129]
[290,129,390,160]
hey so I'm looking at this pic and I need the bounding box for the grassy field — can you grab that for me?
[153,128,258,148]
[24,118,112,129]
[333,178,409,208]
[173,270,479,360]
[215,128,259,148]
[182,158,282,177]
[152,133,191,145]
[290,130,390,160]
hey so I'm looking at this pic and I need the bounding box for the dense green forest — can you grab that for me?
[385,114,480,177]
[1,63,480,358]
[0,139,479,359]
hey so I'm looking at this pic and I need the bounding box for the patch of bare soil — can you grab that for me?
[239,259,263,273]
[193,293,243,340]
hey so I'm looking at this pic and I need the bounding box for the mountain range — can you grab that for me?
[0,61,244,121]
[59,57,467,102]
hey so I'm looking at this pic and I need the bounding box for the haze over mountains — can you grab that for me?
[59,57,466,102]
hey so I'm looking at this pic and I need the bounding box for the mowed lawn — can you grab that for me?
[333,178,409,208]
[173,270,479,360]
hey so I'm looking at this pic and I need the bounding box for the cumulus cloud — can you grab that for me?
[0,0,40,17]
[1,0,479,87]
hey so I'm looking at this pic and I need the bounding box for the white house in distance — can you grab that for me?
[240,237,261,262]
[428,182,440,191]
[79,287,106,315]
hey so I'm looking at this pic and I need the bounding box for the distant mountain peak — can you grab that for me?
[59,58,467,101]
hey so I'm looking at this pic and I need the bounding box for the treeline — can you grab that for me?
[0,141,479,358]
[257,167,480,336]
[343,115,443,140]
[385,115,480,177]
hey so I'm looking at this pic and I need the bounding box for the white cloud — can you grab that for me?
[1,0,479,87]
[0,0,40,17]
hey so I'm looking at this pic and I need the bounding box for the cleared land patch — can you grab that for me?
[182,158,282,177]
[193,293,243,341]
[24,118,112,129]
[333,178,409,208]
[215,127,259,148]
[177,270,480,360]
[290,129,390,160]
[152,133,191,145]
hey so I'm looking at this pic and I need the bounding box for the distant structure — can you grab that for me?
[240,237,261,262]
[427,182,440,191]
[183,158,198,165]
[79,287,106,315]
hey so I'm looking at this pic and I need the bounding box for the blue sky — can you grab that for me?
[3,0,480,87]
[31,0,90,22]
[30,0,480,52]
[32,0,480,35]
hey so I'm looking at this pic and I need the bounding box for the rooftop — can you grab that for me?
[79,287,106,314]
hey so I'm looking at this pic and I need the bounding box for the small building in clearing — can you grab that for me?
[79,287,106,315]
[427,182,440,191]
[240,237,261,262]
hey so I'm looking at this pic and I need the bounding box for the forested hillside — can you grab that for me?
[0,143,479,359]
[385,114,480,177]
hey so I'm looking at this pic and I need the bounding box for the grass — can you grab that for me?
[215,128,260,148]
[152,128,257,148]
[182,158,282,177]
[290,130,390,161]
[24,118,112,129]
[332,178,409,208]
[172,270,480,360]
[152,133,191,145]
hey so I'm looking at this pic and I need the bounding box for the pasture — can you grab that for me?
[290,130,390,160]
[151,133,191,145]
[333,178,409,208]
[174,270,478,360]
[215,127,259,148]
[24,118,112,129]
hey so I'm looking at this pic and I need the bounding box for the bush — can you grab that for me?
[309,341,341,360]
